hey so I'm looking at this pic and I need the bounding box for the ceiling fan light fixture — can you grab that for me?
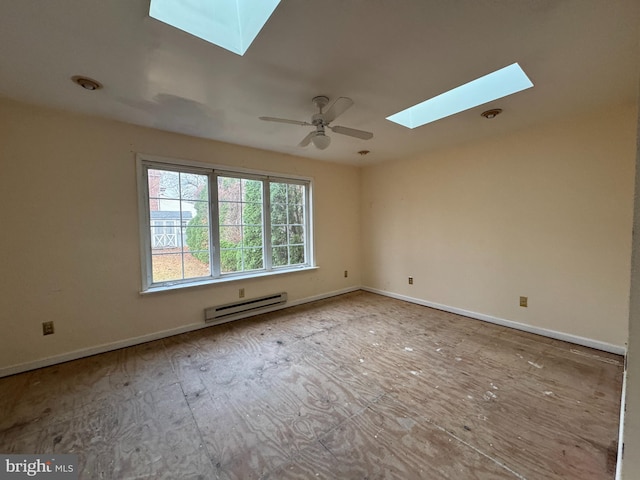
[311,133,331,150]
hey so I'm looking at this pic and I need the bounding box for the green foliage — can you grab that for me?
[241,180,263,270]
[187,179,306,272]
[270,182,305,266]
[238,180,262,270]
[220,239,240,273]
[217,178,264,272]
[186,189,210,263]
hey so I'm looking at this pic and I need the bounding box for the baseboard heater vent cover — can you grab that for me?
[205,292,287,324]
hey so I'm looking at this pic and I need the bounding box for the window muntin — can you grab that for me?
[139,158,312,291]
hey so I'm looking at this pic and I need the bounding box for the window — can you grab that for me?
[138,156,313,291]
[149,0,281,56]
[386,63,533,128]
[270,182,306,267]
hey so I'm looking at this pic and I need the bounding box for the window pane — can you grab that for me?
[184,251,211,278]
[287,184,304,203]
[184,226,210,253]
[220,225,241,245]
[288,203,303,223]
[149,169,180,201]
[151,252,183,283]
[219,201,241,226]
[220,248,240,273]
[272,246,288,267]
[243,225,262,247]
[242,179,263,202]
[185,201,208,226]
[289,225,304,244]
[242,202,262,225]
[218,177,241,202]
[243,248,264,270]
[271,225,287,246]
[271,203,287,224]
[270,183,287,203]
[181,172,208,201]
[150,222,175,249]
[290,245,305,265]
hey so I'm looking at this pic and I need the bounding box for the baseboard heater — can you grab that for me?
[204,292,288,324]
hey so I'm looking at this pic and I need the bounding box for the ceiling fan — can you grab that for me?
[259,96,373,150]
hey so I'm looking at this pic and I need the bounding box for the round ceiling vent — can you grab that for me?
[481,108,502,119]
[71,76,102,91]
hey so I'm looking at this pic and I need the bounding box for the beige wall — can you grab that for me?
[361,105,637,348]
[0,98,361,373]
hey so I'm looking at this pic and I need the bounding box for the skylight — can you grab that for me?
[149,0,281,56]
[386,63,533,128]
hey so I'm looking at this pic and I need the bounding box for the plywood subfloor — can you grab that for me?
[0,291,623,479]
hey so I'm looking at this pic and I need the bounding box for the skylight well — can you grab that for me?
[149,0,281,56]
[386,63,533,128]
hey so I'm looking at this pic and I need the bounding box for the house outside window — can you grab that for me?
[150,213,193,248]
[137,155,313,291]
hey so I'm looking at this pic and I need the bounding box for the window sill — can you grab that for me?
[140,266,319,295]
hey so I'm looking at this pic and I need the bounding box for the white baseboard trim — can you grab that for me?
[287,286,361,308]
[615,364,627,480]
[0,286,360,378]
[362,287,627,356]
[2,285,624,378]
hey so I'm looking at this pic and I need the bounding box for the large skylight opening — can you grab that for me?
[386,63,534,128]
[149,0,281,56]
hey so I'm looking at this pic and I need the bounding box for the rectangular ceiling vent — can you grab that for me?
[204,292,287,324]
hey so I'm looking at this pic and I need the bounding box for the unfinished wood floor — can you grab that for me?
[0,291,623,479]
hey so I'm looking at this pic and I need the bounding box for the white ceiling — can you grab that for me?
[0,0,638,165]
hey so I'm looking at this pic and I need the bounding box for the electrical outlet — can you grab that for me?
[42,321,55,335]
[344,270,348,278]
[520,296,528,307]
[239,288,245,298]
[408,276,413,285]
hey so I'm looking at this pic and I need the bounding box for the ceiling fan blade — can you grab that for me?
[298,131,315,147]
[259,116,310,126]
[330,125,373,140]
[323,97,354,123]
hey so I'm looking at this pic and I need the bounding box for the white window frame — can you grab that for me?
[136,154,315,293]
